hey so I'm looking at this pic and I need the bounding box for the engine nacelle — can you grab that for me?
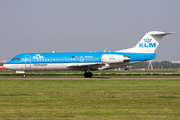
[101,54,129,63]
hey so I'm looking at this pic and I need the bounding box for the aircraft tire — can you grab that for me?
[84,72,93,78]
[84,72,88,78]
[88,72,93,78]
[22,74,26,78]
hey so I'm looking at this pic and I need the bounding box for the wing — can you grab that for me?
[66,62,133,71]
[66,55,131,71]
[67,62,104,71]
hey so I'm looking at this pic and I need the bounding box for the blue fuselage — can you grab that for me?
[5,52,156,64]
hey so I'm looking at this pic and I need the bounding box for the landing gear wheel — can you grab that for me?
[84,72,93,78]
[22,74,26,78]
[88,72,93,78]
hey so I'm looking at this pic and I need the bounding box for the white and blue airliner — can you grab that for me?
[4,31,175,78]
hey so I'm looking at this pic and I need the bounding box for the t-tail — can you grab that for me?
[116,31,175,53]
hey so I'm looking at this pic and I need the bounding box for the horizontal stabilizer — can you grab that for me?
[150,32,176,36]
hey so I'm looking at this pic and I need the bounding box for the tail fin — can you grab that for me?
[116,31,175,53]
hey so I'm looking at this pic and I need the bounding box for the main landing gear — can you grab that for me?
[84,72,93,78]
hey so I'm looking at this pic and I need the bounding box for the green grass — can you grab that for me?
[1,73,180,78]
[0,79,180,119]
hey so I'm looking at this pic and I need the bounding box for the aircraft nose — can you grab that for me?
[3,64,10,69]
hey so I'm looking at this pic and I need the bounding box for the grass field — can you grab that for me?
[0,79,180,119]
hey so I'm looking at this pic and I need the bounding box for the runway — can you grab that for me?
[0,77,180,80]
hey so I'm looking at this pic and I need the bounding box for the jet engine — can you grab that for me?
[101,54,129,63]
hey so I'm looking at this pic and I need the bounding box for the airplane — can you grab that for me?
[3,31,175,78]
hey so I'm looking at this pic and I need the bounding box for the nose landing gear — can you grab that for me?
[84,72,93,78]
[22,74,26,78]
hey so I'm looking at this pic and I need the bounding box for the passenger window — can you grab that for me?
[42,59,44,61]
[48,59,49,61]
[45,59,47,61]
[51,59,52,61]
[96,58,98,60]
[59,59,61,61]
[56,59,58,61]
[99,58,101,60]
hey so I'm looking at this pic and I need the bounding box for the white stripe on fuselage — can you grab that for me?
[4,63,69,71]
[4,61,142,71]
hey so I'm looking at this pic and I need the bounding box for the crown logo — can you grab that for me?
[143,37,152,42]
[33,54,44,59]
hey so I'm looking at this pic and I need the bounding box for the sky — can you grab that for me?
[0,0,179,61]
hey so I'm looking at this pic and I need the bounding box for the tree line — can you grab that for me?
[131,61,180,68]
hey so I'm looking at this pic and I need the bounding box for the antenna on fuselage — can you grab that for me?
[52,51,55,53]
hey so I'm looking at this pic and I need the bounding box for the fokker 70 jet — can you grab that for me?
[4,31,175,78]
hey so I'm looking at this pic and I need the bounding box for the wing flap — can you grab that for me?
[67,63,102,67]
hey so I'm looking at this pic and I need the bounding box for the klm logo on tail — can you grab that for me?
[139,37,156,48]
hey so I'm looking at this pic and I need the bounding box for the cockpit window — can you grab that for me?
[12,58,21,61]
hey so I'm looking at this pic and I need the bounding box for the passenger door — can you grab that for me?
[25,55,31,68]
